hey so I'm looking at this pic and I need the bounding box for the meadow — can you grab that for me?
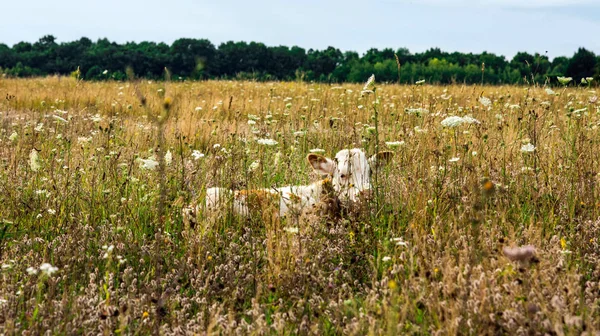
[0,76,599,334]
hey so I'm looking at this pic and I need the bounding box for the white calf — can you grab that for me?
[184,148,393,223]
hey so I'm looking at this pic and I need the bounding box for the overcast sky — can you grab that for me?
[2,0,599,60]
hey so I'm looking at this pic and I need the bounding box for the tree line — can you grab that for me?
[0,35,598,85]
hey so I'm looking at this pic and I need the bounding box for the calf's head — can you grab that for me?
[307,148,393,202]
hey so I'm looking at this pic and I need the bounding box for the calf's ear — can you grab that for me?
[368,151,394,169]
[307,154,336,175]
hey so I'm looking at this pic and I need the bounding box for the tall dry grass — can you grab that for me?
[0,76,599,334]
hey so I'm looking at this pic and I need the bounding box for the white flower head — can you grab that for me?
[449,157,460,163]
[385,141,405,148]
[257,138,278,146]
[165,150,172,166]
[415,79,426,85]
[405,108,429,116]
[557,76,572,85]
[26,267,38,275]
[39,263,58,276]
[29,149,40,172]
[521,143,536,153]
[441,116,464,128]
[309,148,325,153]
[382,256,392,262]
[545,88,556,95]
[363,74,376,91]
[462,115,480,124]
[478,96,491,107]
[283,227,299,234]
[191,150,205,160]
[138,158,159,170]
[391,237,409,247]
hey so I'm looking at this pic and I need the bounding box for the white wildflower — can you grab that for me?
[102,70,108,75]
[382,256,392,262]
[415,79,426,85]
[405,108,429,115]
[26,267,38,275]
[293,131,306,137]
[34,123,44,132]
[449,157,460,163]
[520,143,535,153]
[29,149,40,172]
[545,88,556,95]
[557,76,572,85]
[363,74,375,91]
[284,227,299,234]
[441,116,464,128]
[39,263,58,276]
[165,150,172,166]
[385,141,405,148]
[248,120,256,125]
[257,138,278,146]
[47,209,56,215]
[391,237,408,247]
[309,148,325,153]
[191,150,205,160]
[138,158,159,170]
[462,115,480,124]
[478,96,491,107]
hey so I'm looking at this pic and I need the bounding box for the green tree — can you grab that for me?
[566,47,597,81]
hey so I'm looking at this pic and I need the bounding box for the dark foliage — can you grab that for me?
[0,35,598,84]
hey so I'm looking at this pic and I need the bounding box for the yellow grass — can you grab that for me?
[0,76,599,334]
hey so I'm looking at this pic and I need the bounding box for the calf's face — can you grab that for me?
[307,148,393,202]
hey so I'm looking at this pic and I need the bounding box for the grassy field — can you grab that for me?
[0,76,599,334]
